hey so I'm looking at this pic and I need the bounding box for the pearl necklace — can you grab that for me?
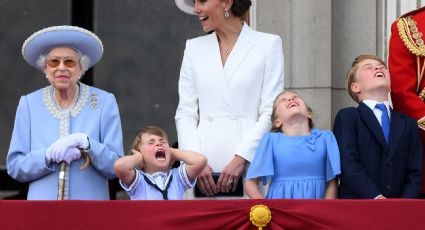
[53,84,79,111]
[44,83,89,119]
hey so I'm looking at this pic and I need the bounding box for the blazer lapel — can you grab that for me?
[223,23,254,82]
[358,103,388,149]
[205,32,235,109]
[388,110,405,160]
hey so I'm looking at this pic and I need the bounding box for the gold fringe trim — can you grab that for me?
[397,16,425,57]
[397,16,425,100]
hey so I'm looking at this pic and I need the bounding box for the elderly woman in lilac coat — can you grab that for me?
[7,26,123,200]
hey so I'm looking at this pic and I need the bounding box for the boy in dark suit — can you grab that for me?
[333,54,423,199]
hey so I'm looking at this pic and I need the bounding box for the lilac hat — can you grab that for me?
[22,25,103,70]
[175,0,195,15]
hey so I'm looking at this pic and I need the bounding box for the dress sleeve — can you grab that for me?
[237,35,284,162]
[324,131,341,182]
[175,39,202,153]
[245,133,274,184]
[88,93,124,179]
[7,96,55,182]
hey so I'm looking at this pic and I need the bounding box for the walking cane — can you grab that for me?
[57,151,91,200]
[57,162,67,200]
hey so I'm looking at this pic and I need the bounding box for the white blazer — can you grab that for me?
[175,23,284,173]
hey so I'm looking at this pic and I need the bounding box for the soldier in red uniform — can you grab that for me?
[389,7,425,195]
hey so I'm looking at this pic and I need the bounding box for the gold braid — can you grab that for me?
[397,16,425,100]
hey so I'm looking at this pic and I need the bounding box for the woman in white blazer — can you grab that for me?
[175,0,284,198]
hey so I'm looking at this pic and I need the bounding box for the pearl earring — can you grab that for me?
[224,8,229,18]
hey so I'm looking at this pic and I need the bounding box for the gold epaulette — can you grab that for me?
[397,16,425,57]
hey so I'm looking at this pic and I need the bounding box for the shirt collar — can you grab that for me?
[362,99,392,111]
[142,170,172,190]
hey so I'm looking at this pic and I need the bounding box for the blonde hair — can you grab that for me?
[270,90,314,133]
[346,54,386,103]
[129,126,169,155]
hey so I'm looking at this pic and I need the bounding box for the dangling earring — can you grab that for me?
[224,8,229,18]
[45,75,48,79]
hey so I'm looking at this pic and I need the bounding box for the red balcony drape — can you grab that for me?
[0,199,424,230]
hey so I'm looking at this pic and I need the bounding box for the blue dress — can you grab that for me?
[246,128,341,199]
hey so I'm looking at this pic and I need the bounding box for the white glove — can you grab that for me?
[46,133,90,163]
[64,133,90,150]
[46,147,82,164]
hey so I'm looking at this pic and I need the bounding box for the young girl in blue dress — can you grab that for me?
[245,91,341,199]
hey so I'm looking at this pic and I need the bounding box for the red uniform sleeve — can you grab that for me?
[389,17,425,193]
[389,19,425,124]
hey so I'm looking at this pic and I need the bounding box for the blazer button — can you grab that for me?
[387,162,393,167]
[386,185,391,190]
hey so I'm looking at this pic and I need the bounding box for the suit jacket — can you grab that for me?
[175,23,284,173]
[333,103,422,198]
[389,6,425,192]
[7,83,124,200]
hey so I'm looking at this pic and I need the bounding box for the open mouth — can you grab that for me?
[287,102,299,109]
[155,149,166,161]
[199,16,209,22]
[374,72,385,78]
